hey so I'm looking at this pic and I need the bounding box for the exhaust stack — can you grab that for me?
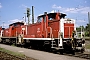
[32,6,34,24]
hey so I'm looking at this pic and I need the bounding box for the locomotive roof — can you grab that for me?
[38,12,66,18]
[9,22,24,26]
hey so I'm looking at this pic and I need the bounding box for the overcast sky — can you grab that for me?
[0,0,90,28]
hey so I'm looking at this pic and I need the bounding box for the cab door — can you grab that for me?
[64,23,74,38]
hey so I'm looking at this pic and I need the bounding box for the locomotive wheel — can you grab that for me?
[81,49,84,53]
[60,51,63,55]
[72,50,75,55]
[60,49,64,55]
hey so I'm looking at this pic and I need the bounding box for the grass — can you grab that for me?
[86,44,90,49]
[0,47,25,58]
[11,44,16,47]
[85,37,90,40]
[85,37,90,49]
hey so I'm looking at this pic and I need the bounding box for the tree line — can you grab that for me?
[76,24,90,37]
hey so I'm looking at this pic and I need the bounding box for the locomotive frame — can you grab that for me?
[0,12,85,54]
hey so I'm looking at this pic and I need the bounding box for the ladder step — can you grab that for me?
[51,47,61,50]
[51,44,57,45]
[51,41,55,42]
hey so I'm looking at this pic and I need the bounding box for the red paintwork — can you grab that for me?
[2,12,75,39]
[24,13,61,38]
[64,23,74,38]
[0,27,2,31]
[3,28,9,37]
[3,22,24,37]
[25,23,43,38]
[48,20,59,38]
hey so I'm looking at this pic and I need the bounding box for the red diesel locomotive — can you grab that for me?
[0,12,85,54]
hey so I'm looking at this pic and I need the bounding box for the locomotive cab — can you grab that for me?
[9,22,24,37]
[9,22,25,45]
[9,22,24,27]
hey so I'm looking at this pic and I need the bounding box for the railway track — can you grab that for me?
[75,52,90,59]
[37,47,90,60]
[28,47,90,60]
[62,52,90,60]
[57,39,90,60]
